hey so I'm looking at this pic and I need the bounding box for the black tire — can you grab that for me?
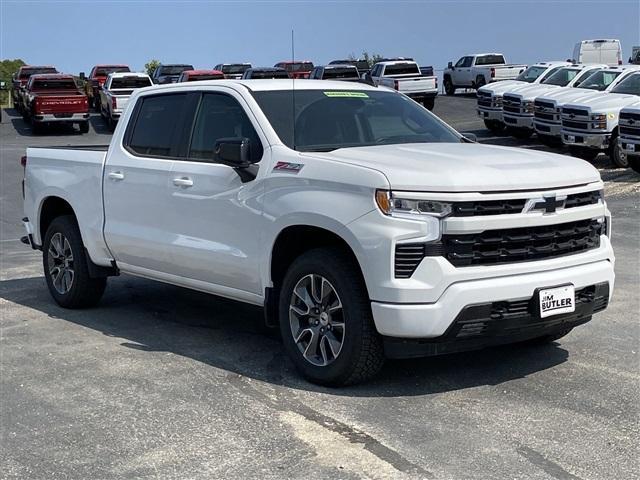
[93,96,101,111]
[31,121,43,135]
[278,247,384,386]
[423,97,435,111]
[609,132,629,168]
[568,146,599,162]
[523,327,574,345]
[42,215,107,308]
[484,119,505,132]
[475,75,486,89]
[507,126,534,139]
[107,116,116,132]
[79,121,89,134]
[629,155,640,174]
[443,77,455,96]
[537,134,562,147]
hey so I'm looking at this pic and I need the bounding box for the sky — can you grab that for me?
[1,0,638,75]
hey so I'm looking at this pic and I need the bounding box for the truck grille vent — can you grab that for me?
[394,243,444,278]
[562,120,589,130]
[620,125,640,137]
[561,107,589,118]
[503,95,521,106]
[534,112,555,121]
[620,112,640,122]
[534,100,555,110]
[442,219,603,267]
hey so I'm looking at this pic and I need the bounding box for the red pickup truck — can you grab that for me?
[274,61,315,79]
[84,64,130,109]
[11,65,58,113]
[21,74,90,134]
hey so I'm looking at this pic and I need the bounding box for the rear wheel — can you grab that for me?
[43,215,107,308]
[610,133,628,168]
[568,146,599,162]
[278,248,384,386]
[443,77,455,96]
[475,75,486,89]
[423,97,435,111]
[79,121,89,134]
[628,155,640,174]
[484,119,505,132]
[537,134,562,147]
[507,126,533,139]
[107,115,116,132]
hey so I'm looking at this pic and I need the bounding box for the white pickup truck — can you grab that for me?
[534,66,640,144]
[562,71,640,167]
[619,101,640,173]
[501,64,605,137]
[477,61,569,131]
[443,53,527,95]
[367,60,438,110]
[21,80,614,386]
[99,72,153,131]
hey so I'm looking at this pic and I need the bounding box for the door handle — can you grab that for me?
[108,171,125,181]
[173,177,193,187]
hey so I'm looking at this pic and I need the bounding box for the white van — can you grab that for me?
[573,39,622,66]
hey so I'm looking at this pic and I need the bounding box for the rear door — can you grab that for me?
[165,89,267,295]
[102,92,198,273]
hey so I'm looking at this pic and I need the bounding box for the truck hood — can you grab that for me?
[478,80,526,95]
[307,143,600,192]
[506,84,565,101]
[536,88,605,106]
[565,93,640,112]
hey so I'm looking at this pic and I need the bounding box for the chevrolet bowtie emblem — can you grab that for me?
[523,195,567,214]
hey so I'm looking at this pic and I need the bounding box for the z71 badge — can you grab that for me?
[273,161,304,173]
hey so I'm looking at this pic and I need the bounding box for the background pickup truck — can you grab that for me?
[213,63,252,79]
[274,61,314,79]
[20,74,89,134]
[11,65,58,112]
[99,72,152,131]
[22,80,614,386]
[83,64,130,110]
[151,64,194,84]
[443,53,527,95]
[367,60,438,110]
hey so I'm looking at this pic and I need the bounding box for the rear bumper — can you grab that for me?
[477,108,503,121]
[504,113,534,129]
[371,256,614,340]
[534,121,561,137]
[405,90,438,101]
[383,282,609,358]
[562,130,611,150]
[33,113,90,123]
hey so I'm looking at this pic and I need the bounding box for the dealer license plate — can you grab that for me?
[539,284,575,318]
[625,143,635,152]
[566,134,576,143]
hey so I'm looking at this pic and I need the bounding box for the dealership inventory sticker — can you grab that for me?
[324,91,369,98]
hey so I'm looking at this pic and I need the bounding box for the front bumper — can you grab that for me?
[33,113,90,123]
[562,130,610,150]
[372,257,614,340]
[620,136,640,157]
[383,282,609,358]
[503,113,534,129]
[534,121,561,137]
[477,108,503,122]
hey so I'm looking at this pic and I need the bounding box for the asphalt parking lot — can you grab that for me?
[1,96,638,479]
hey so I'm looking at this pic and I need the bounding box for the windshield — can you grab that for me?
[543,68,580,86]
[32,79,77,90]
[516,66,548,83]
[95,66,130,76]
[159,65,193,76]
[577,70,621,91]
[19,67,57,79]
[110,76,152,89]
[323,67,359,79]
[222,64,251,74]
[475,55,506,65]
[252,89,461,152]
[610,73,640,95]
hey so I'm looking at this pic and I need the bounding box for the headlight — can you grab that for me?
[494,96,503,107]
[591,113,607,129]
[591,113,606,121]
[375,190,452,218]
[523,100,534,113]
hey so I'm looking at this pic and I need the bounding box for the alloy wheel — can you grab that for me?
[47,232,74,294]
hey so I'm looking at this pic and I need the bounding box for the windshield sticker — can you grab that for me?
[323,91,369,98]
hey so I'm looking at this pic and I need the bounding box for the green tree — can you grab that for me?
[144,59,161,77]
[359,51,384,67]
[0,58,26,105]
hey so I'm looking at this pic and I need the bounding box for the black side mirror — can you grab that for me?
[214,137,252,168]
[79,72,86,80]
[461,132,477,143]
[448,62,453,69]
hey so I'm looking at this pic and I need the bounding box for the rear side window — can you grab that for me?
[128,94,188,157]
[188,93,263,162]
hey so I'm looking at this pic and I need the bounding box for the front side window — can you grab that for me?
[252,89,460,152]
[188,93,263,162]
[454,57,466,68]
[610,74,640,95]
[128,94,188,157]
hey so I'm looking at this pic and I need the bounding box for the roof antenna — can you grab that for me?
[291,29,296,150]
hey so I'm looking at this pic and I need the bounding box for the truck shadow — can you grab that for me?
[0,275,570,397]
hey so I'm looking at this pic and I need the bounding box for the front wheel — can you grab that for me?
[443,77,455,96]
[629,155,640,174]
[43,215,107,308]
[423,97,435,111]
[484,119,505,132]
[568,146,600,162]
[610,133,628,168]
[507,126,533,139]
[278,248,384,386]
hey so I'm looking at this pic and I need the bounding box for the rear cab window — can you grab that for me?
[30,78,78,91]
[382,63,420,76]
[475,55,506,66]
